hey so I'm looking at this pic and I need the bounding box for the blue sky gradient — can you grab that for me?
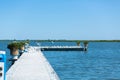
[0,0,120,40]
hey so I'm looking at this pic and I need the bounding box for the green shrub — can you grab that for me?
[7,41,26,50]
[76,41,80,46]
[7,42,20,50]
[84,41,88,44]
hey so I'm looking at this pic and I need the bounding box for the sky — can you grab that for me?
[0,0,120,40]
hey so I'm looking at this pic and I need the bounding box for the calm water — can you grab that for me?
[43,42,120,80]
[0,41,120,80]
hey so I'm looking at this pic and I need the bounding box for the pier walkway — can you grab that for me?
[6,47,60,80]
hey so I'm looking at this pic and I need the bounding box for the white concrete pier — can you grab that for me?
[6,47,60,80]
[39,46,85,51]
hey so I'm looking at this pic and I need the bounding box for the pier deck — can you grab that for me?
[39,46,85,51]
[6,47,60,80]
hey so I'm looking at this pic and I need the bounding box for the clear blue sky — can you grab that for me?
[0,0,120,40]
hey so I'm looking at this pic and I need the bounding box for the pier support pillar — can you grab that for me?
[84,47,87,51]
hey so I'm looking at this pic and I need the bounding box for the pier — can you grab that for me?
[6,45,87,80]
[6,47,60,80]
[39,46,86,51]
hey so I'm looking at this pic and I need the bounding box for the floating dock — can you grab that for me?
[40,46,85,51]
[6,47,60,80]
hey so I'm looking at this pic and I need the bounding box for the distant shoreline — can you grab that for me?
[36,40,120,42]
[0,40,120,42]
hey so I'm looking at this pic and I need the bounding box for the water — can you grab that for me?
[0,40,13,71]
[43,42,120,80]
[0,41,120,80]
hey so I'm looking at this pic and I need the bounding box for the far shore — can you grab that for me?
[0,40,120,42]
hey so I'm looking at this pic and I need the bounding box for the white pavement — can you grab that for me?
[6,47,60,80]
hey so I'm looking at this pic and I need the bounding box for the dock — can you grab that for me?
[6,47,60,80]
[40,46,85,51]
